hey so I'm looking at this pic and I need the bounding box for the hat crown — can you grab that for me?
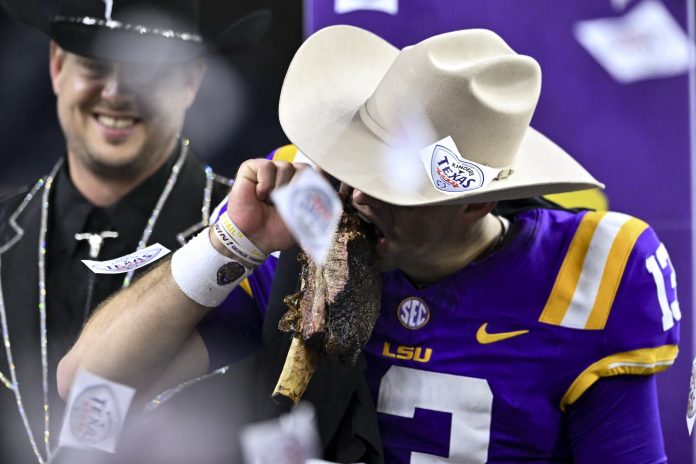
[363,28,541,170]
[278,25,601,206]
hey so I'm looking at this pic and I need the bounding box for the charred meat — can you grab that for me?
[274,209,381,403]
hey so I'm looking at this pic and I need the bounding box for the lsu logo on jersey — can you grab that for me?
[398,297,430,329]
[382,342,433,363]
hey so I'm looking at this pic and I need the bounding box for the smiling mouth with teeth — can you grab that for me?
[95,114,138,129]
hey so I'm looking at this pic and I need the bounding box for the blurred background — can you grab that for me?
[1,0,695,462]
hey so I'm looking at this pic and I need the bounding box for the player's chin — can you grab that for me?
[375,246,399,273]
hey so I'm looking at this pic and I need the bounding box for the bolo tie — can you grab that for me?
[74,209,118,322]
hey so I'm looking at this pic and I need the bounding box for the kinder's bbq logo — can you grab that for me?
[270,168,343,266]
[70,385,120,446]
[291,187,336,243]
[59,370,135,453]
[687,357,696,435]
[419,136,501,194]
[82,243,171,274]
[430,146,485,192]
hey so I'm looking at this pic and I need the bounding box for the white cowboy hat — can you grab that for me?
[279,25,603,206]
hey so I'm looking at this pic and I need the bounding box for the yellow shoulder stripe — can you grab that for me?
[539,212,648,329]
[560,344,678,411]
[585,217,649,328]
[271,144,298,163]
[539,211,604,326]
[239,278,253,298]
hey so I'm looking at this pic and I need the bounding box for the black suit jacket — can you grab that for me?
[0,151,231,464]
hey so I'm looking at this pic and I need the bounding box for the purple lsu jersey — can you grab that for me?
[199,145,679,462]
[363,208,679,463]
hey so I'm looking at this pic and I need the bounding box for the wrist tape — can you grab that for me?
[171,229,252,307]
[212,213,268,267]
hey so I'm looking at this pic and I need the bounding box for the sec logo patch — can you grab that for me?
[397,297,430,330]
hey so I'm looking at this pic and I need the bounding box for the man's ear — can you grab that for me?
[182,58,208,108]
[49,41,66,95]
[459,201,498,223]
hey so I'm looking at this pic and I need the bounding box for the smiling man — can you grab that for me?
[0,1,269,462]
[50,45,206,204]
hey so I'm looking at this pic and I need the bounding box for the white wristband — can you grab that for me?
[171,229,252,307]
[212,213,268,267]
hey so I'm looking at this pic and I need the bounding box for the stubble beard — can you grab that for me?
[82,146,152,181]
[68,137,167,185]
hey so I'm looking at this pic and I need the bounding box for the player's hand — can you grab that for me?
[224,158,304,254]
[338,182,354,203]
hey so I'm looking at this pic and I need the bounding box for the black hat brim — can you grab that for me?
[213,9,272,55]
[50,21,207,64]
[2,0,271,64]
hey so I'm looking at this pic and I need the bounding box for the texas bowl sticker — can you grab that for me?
[59,370,135,453]
[419,136,501,194]
[82,243,170,274]
[291,188,336,242]
[270,168,342,266]
[70,385,120,445]
[240,402,321,464]
[687,356,696,435]
[397,297,430,330]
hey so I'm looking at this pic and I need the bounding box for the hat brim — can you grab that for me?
[17,7,270,64]
[3,0,270,63]
[280,25,603,206]
[51,22,206,64]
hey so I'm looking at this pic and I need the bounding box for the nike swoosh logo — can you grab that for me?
[476,323,529,344]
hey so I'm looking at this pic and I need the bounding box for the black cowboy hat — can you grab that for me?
[0,0,271,63]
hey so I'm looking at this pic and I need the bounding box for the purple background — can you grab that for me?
[305,1,694,462]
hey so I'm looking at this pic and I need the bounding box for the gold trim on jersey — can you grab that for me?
[239,278,253,298]
[272,144,298,163]
[560,344,678,411]
[539,211,649,330]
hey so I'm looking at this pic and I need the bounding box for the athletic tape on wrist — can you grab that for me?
[211,213,268,267]
[171,229,252,307]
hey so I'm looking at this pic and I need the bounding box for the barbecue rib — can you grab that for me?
[273,210,381,404]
